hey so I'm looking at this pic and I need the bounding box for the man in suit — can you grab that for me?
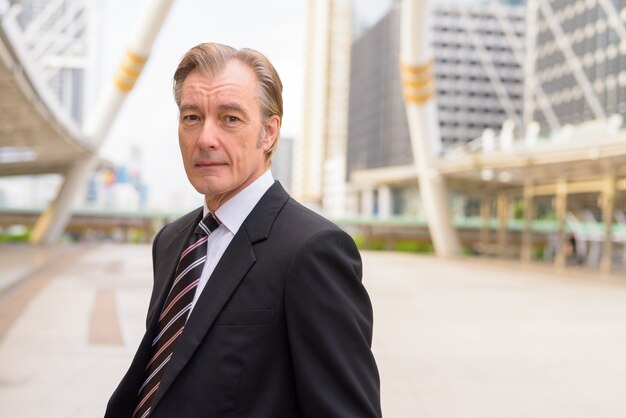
[105,43,382,418]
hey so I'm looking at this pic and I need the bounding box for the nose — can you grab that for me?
[197,119,219,150]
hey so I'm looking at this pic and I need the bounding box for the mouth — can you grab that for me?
[195,161,227,168]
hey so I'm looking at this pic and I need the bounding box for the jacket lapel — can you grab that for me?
[111,208,202,415]
[146,208,203,327]
[151,182,290,409]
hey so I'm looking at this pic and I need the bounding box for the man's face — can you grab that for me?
[178,61,279,211]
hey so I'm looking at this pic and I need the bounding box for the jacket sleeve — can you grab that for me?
[285,228,382,417]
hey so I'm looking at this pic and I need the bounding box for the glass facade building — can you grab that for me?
[346,2,526,176]
[528,0,626,132]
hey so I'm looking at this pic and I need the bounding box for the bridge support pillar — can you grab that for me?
[480,195,492,255]
[554,178,568,269]
[521,182,535,263]
[496,193,509,258]
[30,158,96,245]
[600,174,616,274]
[377,186,392,219]
[400,0,461,257]
[361,188,375,218]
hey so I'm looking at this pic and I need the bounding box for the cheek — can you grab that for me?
[179,135,194,158]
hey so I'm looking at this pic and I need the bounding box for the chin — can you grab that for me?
[194,186,221,197]
[192,181,228,197]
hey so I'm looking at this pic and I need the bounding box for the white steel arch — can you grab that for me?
[400,0,461,258]
[30,0,176,244]
[0,0,176,244]
[536,0,607,121]
[488,0,561,132]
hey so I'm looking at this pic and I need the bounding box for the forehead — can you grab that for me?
[180,60,259,103]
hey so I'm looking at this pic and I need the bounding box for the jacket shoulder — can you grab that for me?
[277,198,346,239]
[157,207,203,239]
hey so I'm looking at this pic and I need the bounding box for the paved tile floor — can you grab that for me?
[1,244,625,417]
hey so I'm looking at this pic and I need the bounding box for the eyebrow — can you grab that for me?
[178,101,251,119]
[217,102,249,119]
[179,103,200,113]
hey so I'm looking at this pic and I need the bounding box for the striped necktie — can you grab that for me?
[133,213,221,418]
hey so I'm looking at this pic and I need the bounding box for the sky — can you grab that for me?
[97,0,393,211]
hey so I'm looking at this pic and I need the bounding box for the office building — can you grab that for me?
[346,1,526,217]
[292,0,352,216]
[526,0,626,132]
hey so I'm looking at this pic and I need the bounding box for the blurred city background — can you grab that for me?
[1,0,626,417]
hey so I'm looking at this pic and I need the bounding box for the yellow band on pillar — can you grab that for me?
[400,60,436,105]
[126,50,148,65]
[119,63,141,78]
[399,60,433,76]
[402,77,434,90]
[113,50,149,93]
[404,91,436,105]
[114,76,134,93]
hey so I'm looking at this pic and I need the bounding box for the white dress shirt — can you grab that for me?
[189,170,275,311]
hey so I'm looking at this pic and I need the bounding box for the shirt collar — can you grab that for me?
[203,170,274,234]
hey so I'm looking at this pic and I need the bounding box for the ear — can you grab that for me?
[261,115,280,152]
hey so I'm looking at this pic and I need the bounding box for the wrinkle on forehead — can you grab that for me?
[179,77,240,104]
[179,64,262,119]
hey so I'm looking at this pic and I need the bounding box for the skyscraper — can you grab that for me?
[292,0,352,216]
[345,2,526,217]
[526,0,626,133]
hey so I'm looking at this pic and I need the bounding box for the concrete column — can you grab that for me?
[377,185,392,219]
[496,193,509,258]
[30,158,95,244]
[322,157,347,219]
[400,0,461,257]
[600,175,616,273]
[480,196,491,254]
[554,178,568,269]
[344,189,360,218]
[361,188,375,218]
[521,182,535,263]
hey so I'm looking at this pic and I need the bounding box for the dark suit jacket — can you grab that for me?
[105,182,381,417]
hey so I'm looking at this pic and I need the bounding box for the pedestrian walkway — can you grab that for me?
[0,244,71,293]
[0,244,625,417]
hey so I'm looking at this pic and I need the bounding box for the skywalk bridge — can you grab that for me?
[0,0,174,245]
[2,0,626,274]
[0,0,92,176]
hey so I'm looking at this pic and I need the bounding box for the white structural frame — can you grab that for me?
[400,0,461,257]
[30,0,85,60]
[536,0,606,121]
[22,0,68,42]
[30,0,176,244]
[598,0,626,45]
[488,0,561,132]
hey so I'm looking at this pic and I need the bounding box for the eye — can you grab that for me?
[180,114,202,127]
[224,115,241,124]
